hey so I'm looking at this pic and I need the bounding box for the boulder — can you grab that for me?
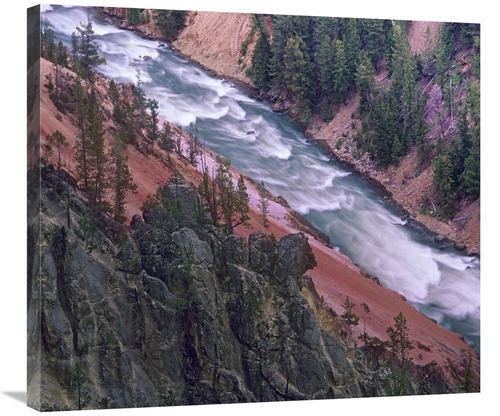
[172,228,214,268]
[163,178,205,226]
[248,231,277,275]
[275,233,317,282]
[142,205,178,233]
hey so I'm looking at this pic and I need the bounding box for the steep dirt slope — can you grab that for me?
[172,11,255,85]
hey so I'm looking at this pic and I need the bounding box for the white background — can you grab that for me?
[2,0,496,415]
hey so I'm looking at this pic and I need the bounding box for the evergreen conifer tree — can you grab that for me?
[86,88,109,207]
[355,50,375,112]
[332,39,349,103]
[258,181,270,228]
[109,130,137,223]
[249,15,273,92]
[282,36,315,122]
[73,17,106,81]
[146,98,160,143]
[73,77,90,189]
[46,130,68,169]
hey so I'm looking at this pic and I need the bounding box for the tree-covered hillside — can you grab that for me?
[242,16,480,220]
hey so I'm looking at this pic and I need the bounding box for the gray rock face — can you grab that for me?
[248,231,277,275]
[28,172,452,411]
[172,228,214,268]
[276,232,317,282]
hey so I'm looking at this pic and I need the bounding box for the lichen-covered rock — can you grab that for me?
[275,232,317,282]
[248,231,277,275]
[172,227,214,268]
[29,171,454,411]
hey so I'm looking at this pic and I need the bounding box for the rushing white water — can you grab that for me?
[44,5,480,353]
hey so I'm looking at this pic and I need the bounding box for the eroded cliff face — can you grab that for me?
[28,169,454,411]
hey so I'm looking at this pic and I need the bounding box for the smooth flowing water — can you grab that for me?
[43,5,480,353]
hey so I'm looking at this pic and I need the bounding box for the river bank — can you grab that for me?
[77,5,476,374]
[101,7,479,257]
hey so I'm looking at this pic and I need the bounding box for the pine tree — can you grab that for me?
[386,312,414,368]
[41,18,56,62]
[355,50,375,112]
[315,31,334,116]
[73,77,90,189]
[71,31,79,62]
[196,157,251,234]
[359,18,387,68]
[433,145,456,218]
[146,98,160,143]
[198,162,218,226]
[109,80,126,124]
[282,36,315,122]
[57,41,69,68]
[447,347,478,393]
[86,88,109,207]
[46,130,68,168]
[234,175,250,228]
[158,122,175,164]
[385,312,415,396]
[126,8,144,25]
[460,23,480,48]
[268,15,293,93]
[462,132,480,200]
[133,66,147,129]
[215,156,236,234]
[340,296,360,336]
[269,15,314,95]
[332,39,349,103]
[414,97,430,162]
[258,181,270,228]
[153,10,188,42]
[71,81,109,208]
[391,134,402,165]
[342,18,362,86]
[109,130,137,223]
[370,95,400,167]
[186,122,201,166]
[73,16,106,81]
[67,361,91,410]
[249,15,272,92]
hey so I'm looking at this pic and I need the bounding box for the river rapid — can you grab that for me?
[42,5,480,354]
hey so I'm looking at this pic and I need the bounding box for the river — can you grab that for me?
[42,5,480,354]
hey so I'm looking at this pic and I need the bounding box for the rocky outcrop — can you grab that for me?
[28,169,455,411]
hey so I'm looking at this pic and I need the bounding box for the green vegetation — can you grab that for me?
[71,17,106,82]
[159,389,179,406]
[126,8,146,25]
[243,288,262,324]
[257,181,269,228]
[66,361,91,410]
[78,212,98,252]
[153,9,188,41]
[186,122,201,166]
[46,130,69,168]
[247,15,392,122]
[172,244,198,312]
[385,312,415,395]
[109,131,138,223]
[245,16,480,218]
[340,296,360,336]
[447,347,478,392]
[197,156,251,234]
